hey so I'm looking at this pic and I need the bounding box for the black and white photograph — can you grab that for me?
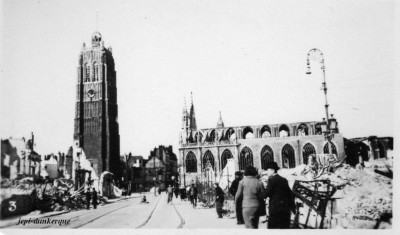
[0,0,397,231]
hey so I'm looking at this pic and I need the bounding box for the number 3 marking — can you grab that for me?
[9,201,17,212]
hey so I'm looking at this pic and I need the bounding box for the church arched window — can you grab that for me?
[185,152,197,173]
[221,149,233,170]
[203,150,215,170]
[94,63,99,81]
[323,142,337,155]
[282,144,296,168]
[261,145,274,170]
[302,143,316,164]
[239,147,253,170]
[85,64,90,82]
[279,124,290,137]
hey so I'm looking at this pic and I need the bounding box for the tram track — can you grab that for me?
[172,200,185,228]
[135,194,163,228]
[32,193,184,229]
[40,195,142,228]
[136,194,185,229]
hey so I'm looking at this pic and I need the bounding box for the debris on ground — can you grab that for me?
[279,159,392,229]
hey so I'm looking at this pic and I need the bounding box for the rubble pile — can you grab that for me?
[331,165,392,229]
[279,162,392,229]
[37,179,108,212]
[1,178,108,217]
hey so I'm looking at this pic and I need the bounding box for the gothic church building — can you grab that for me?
[179,95,345,186]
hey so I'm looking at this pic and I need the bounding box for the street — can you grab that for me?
[1,193,261,229]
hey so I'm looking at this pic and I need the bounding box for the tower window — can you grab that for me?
[94,63,99,81]
[85,64,90,82]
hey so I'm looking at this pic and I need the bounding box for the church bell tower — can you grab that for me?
[73,32,120,177]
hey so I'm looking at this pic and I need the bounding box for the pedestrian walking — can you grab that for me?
[235,166,265,229]
[229,171,244,225]
[174,186,179,199]
[188,184,198,208]
[167,185,173,203]
[180,187,187,201]
[158,187,162,195]
[213,182,225,218]
[263,162,296,229]
[92,190,98,209]
[85,188,92,210]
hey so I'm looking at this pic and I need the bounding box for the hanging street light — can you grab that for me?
[306,48,337,157]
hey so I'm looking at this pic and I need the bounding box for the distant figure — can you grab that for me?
[263,162,296,229]
[167,185,173,203]
[174,186,179,198]
[128,181,132,196]
[92,190,98,209]
[141,195,149,203]
[158,187,162,195]
[229,171,244,225]
[188,184,198,208]
[180,187,187,201]
[85,188,92,209]
[213,182,225,218]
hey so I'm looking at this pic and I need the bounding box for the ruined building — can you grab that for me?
[178,95,345,186]
[144,145,178,188]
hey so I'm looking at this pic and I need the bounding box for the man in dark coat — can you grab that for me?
[188,184,198,208]
[85,188,92,209]
[167,185,173,203]
[263,162,296,229]
[92,190,98,209]
[213,182,225,218]
[229,171,244,224]
[174,187,179,198]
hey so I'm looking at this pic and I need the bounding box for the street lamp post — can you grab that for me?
[306,48,338,156]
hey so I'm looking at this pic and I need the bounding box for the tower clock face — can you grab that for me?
[87,89,95,98]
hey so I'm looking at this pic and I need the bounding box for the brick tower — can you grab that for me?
[73,32,120,178]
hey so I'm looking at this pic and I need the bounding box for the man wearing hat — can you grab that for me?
[229,171,244,224]
[263,162,296,229]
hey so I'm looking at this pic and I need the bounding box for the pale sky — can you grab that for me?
[0,0,396,158]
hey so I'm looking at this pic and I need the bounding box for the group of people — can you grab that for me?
[85,187,99,209]
[229,162,296,229]
[161,162,294,229]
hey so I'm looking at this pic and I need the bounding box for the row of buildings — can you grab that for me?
[1,136,178,192]
[120,145,178,191]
